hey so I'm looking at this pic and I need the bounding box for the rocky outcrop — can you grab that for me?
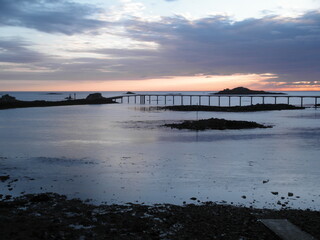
[0,93,117,110]
[164,118,271,130]
[0,94,17,102]
[86,93,105,100]
[214,87,284,95]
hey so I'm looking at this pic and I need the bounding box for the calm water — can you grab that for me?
[0,91,320,209]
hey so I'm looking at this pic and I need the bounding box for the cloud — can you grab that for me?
[113,11,320,83]
[0,39,48,63]
[1,10,320,88]
[0,0,107,35]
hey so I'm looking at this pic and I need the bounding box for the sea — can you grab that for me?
[0,91,320,210]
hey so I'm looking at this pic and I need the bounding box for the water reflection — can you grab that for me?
[0,95,319,209]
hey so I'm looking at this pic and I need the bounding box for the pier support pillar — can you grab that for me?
[140,95,145,104]
[301,97,303,107]
[181,96,183,105]
[262,96,265,104]
[190,96,192,105]
[239,96,242,106]
[287,97,290,104]
[228,96,231,106]
[218,96,221,106]
[208,96,211,106]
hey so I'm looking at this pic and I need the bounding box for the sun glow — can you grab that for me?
[1,73,282,91]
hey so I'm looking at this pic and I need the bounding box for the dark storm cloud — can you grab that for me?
[0,0,107,35]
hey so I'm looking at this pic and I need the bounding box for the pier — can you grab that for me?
[110,94,320,108]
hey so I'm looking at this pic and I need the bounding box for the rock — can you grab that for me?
[164,118,271,131]
[5,195,11,200]
[241,195,247,199]
[0,175,10,182]
[86,93,104,100]
[0,94,17,102]
[30,194,52,202]
[262,180,269,184]
[190,197,197,201]
[271,192,278,195]
[288,192,294,197]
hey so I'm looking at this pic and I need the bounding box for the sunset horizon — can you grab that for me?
[1,1,320,238]
[1,0,320,92]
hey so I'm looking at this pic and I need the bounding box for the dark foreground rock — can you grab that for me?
[0,94,117,110]
[160,104,304,112]
[214,87,285,95]
[164,118,271,130]
[0,193,319,240]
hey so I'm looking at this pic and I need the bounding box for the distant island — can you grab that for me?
[46,92,63,95]
[0,93,117,110]
[214,87,285,95]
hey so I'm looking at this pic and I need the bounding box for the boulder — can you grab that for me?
[86,93,104,100]
[0,94,17,102]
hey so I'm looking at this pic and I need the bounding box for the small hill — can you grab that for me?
[215,87,284,95]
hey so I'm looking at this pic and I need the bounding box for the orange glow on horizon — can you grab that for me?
[2,74,320,92]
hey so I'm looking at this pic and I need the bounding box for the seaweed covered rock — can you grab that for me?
[164,118,271,130]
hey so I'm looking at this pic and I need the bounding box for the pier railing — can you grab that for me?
[110,94,320,108]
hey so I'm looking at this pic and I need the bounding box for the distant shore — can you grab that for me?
[0,99,117,110]
[0,93,117,110]
[1,193,319,240]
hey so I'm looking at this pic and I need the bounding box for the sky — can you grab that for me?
[0,0,320,91]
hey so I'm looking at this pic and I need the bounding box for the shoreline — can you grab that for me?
[1,193,319,240]
[0,98,117,110]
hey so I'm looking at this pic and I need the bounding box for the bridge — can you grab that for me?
[110,94,320,108]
